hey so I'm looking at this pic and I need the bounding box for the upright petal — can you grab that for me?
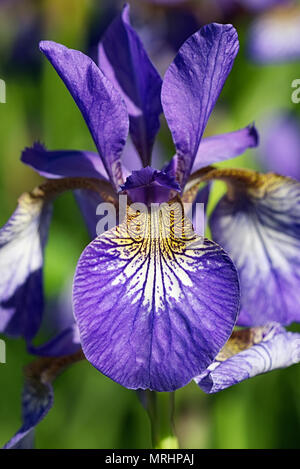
[191,124,259,172]
[210,171,300,326]
[0,193,52,341]
[195,323,300,393]
[73,199,239,391]
[39,41,129,190]
[98,4,163,166]
[21,142,108,180]
[161,23,239,187]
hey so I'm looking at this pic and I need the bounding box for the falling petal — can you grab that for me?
[210,171,300,326]
[73,198,239,391]
[195,323,300,393]
[0,193,52,340]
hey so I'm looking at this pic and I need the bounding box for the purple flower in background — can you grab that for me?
[248,2,300,63]
[257,113,300,180]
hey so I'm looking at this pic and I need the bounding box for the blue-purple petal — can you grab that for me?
[0,194,52,340]
[98,4,162,167]
[21,142,108,180]
[73,189,104,240]
[3,379,53,449]
[121,166,181,204]
[161,23,239,187]
[210,174,300,326]
[39,40,129,190]
[73,201,239,391]
[28,324,81,357]
[191,124,259,173]
[195,323,300,393]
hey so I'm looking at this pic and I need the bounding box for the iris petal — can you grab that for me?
[3,351,84,449]
[191,124,259,172]
[3,378,53,449]
[98,4,162,167]
[248,6,300,64]
[39,41,129,190]
[161,23,239,187]
[195,323,300,393]
[21,142,108,180]
[0,193,52,340]
[73,199,239,391]
[28,324,81,357]
[210,173,300,326]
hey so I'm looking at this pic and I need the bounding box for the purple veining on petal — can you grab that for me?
[73,202,239,391]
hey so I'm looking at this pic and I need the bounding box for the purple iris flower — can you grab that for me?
[3,2,300,450]
[0,4,260,393]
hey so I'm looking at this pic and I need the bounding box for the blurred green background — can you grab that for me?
[1,0,300,449]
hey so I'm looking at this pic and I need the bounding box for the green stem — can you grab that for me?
[145,391,179,449]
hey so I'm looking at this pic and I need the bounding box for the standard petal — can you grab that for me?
[191,124,259,172]
[3,378,53,449]
[210,172,300,326]
[98,4,162,166]
[21,142,108,180]
[28,324,81,357]
[195,323,300,393]
[39,40,129,190]
[161,23,239,187]
[73,200,239,391]
[0,193,52,341]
